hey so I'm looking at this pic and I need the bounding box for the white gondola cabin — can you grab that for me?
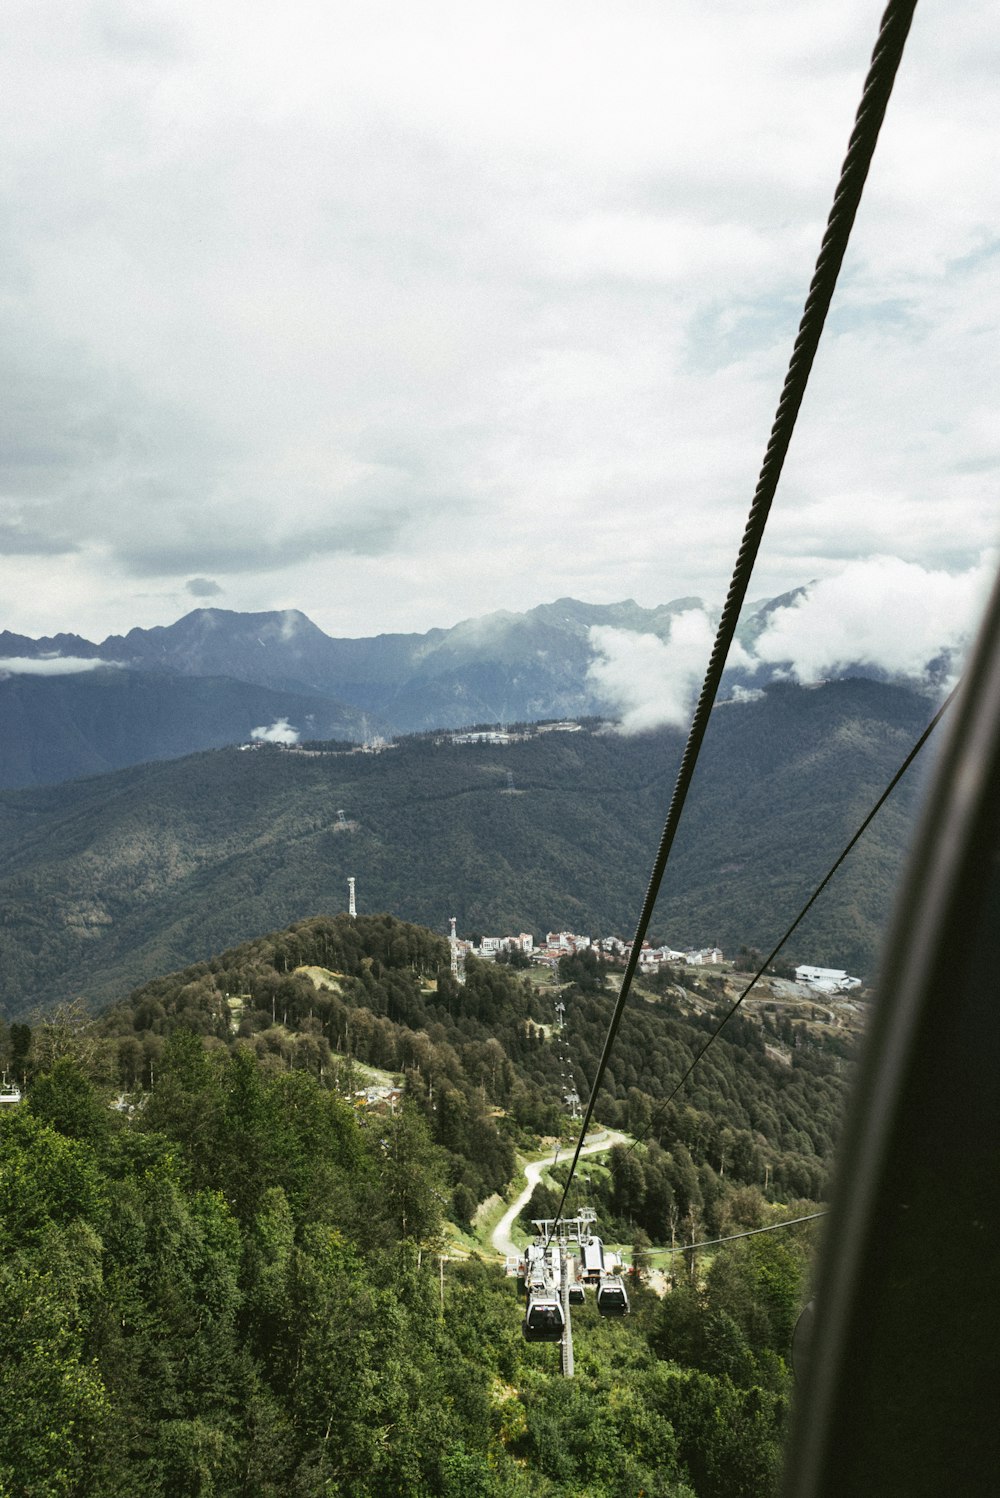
[596,1273,630,1317]
[523,1291,565,1342]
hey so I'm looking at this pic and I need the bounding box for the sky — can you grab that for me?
[1,0,997,648]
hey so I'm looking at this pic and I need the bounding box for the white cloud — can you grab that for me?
[588,610,753,733]
[250,717,300,745]
[0,656,119,676]
[587,555,996,731]
[0,1,996,640]
[751,555,995,685]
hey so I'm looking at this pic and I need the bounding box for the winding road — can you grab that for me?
[491,1130,629,1259]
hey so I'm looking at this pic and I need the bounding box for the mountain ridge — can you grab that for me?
[1,589,936,791]
[0,593,786,787]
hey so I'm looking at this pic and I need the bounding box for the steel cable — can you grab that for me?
[607,685,954,1176]
[642,1211,828,1260]
[548,0,919,1239]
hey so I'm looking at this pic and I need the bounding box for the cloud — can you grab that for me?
[0,518,80,557]
[587,555,995,731]
[113,513,409,577]
[185,577,223,597]
[751,555,995,686]
[588,610,753,733]
[0,656,120,676]
[0,0,996,641]
[250,717,300,745]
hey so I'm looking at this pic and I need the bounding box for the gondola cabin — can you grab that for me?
[596,1274,630,1317]
[523,1292,565,1343]
[564,1252,585,1303]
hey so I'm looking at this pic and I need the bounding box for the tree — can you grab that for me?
[610,1143,646,1223]
[31,999,106,1079]
[372,1105,445,1244]
[557,950,607,992]
[27,1058,112,1147]
[0,1226,110,1498]
[9,1021,32,1083]
[631,1226,653,1282]
[519,1181,558,1233]
[497,947,531,970]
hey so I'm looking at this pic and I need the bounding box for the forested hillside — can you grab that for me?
[0,912,846,1495]
[0,668,364,790]
[0,678,933,1015]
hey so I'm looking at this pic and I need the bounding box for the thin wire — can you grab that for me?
[611,685,956,1170]
[642,1210,828,1259]
[547,0,919,1242]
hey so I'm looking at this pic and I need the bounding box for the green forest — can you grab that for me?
[0,676,933,1014]
[0,913,853,1496]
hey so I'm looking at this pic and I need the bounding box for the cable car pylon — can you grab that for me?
[559,1246,574,1377]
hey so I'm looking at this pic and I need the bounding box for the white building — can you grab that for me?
[545,931,591,952]
[451,730,513,745]
[637,943,693,971]
[473,932,535,958]
[505,933,534,954]
[795,965,862,993]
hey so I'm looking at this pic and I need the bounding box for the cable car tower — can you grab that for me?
[448,916,466,985]
[554,999,581,1119]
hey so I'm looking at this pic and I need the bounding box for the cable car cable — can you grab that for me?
[642,1210,829,1258]
[608,684,956,1172]
[546,0,919,1245]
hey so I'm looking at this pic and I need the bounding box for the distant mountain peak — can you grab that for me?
[5,590,814,769]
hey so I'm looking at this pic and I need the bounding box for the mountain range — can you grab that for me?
[0,594,796,788]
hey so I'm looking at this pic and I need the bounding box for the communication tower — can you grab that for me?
[348,877,357,919]
[448,915,466,984]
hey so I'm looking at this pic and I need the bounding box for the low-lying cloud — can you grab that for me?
[0,656,118,677]
[588,610,752,733]
[752,555,995,687]
[588,556,995,732]
[251,718,300,745]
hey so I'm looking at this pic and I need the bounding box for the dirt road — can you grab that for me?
[491,1131,628,1259]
